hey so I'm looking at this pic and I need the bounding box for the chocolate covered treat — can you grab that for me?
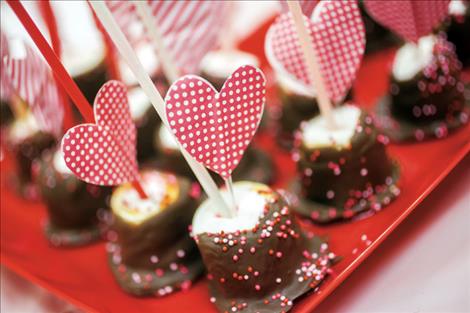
[107,169,203,296]
[445,0,470,67]
[375,35,469,142]
[292,105,400,223]
[35,149,112,247]
[128,87,162,162]
[6,113,56,198]
[154,125,274,184]
[192,182,334,313]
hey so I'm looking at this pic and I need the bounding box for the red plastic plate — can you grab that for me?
[1,22,469,313]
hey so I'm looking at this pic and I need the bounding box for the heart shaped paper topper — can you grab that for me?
[364,0,450,43]
[3,43,64,136]
[165,65,266,180]
[61,80,138,186]
[266,0,365,103]
[280,0,318,17]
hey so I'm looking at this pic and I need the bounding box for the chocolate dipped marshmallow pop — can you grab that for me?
[107,169,203,296]
[164,64,334,312]
[292,105,400,223]
[35,148,112,246]
[2,39,62,198]
[365,0,469,142]
[272,1,399,222]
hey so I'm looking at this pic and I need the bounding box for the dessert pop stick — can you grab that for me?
[7,0,148,198]
[287,1,336,128]
[89,1,232,216]
[133,1,180,83]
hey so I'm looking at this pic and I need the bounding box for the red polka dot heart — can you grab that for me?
[61,80,138,186]
[165,65,266,179]
[363,0,449,43]
[267,0,365,103]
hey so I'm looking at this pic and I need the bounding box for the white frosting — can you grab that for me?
[192,181,275,235]
[111,171,179,225]
[158,125,179,150]
[0,2,105,77]
[200,50,260,79]
[392,35,436,82]
[53,2,106,77]
[449,0,467,16]
[128,88,152,120]
[301,105,361,148]
[53,149,73,175]
[119,44,160,86]
[9,113,40,142]
[265,26,315,97]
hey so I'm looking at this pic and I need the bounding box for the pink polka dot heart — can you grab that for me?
[165,65,266,180]
[364,0,449,43]
[267,1,365,103]
[61,80,138,186]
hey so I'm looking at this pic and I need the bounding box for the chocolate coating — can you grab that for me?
[276,87,352,150]
[293,110,400,223]
[135,106,162,162]
[375,37,469,142]
[194,190,333,313]
[0,99,13,126]
[35,150,112,247]
[446,8,470,67]
[73,61,108,106]
[7,128,56,198]
[108,173,203,296]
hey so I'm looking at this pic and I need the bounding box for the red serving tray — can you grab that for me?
[1,21,469,313]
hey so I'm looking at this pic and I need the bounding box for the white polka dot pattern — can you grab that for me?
[364,0,449,43]
[61,80,138,186]
[165,65,266,180]
[268,1,365,103]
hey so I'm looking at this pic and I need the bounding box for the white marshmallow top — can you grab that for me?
[0,2,105,77]
[9,113,40,142]
[301,105,361,149]
[200,50,260,80]
[111,171,180,225]
[158,125,179,151]
[128,87,152,121]
[192,181,276,235]
[119,44,160,86]
[392,35,436,82]
[53,149,73,175]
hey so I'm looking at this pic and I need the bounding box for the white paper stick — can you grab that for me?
[89,2,234,217]
[287,1,337,129]
[224,176,237,211]
[134,1,180,83]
